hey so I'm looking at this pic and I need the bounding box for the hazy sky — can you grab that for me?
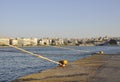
[0,0,120,38]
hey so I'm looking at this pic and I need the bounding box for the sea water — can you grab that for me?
[0,46,120,82]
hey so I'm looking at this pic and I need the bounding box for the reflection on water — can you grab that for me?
[0,46,120,82]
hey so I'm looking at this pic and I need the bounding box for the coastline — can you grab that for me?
[11,53,120,82]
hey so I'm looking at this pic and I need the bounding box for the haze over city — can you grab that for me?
[0,0,120,38]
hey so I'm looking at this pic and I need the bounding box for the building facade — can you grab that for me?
[0,37,10,46]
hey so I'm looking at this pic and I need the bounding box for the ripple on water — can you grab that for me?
[0,46,120,82]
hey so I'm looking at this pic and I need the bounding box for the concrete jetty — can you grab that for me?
[12,54,120,82]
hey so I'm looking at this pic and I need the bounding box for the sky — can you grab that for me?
[0,0,120,38]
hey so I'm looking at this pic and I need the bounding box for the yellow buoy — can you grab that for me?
[58,60,68,67]
[99,51,104,55]
[95,51,104,55]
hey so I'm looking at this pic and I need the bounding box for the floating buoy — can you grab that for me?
[58,60,68,67]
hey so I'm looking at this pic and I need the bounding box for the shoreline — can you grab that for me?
[0,45,94,48]
[11,54,120,82]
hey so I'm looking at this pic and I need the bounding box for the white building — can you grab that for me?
[38,38,52,45]
[10,39,18,46]
[55,39,64,45]
[30,38,38,46]
[16,38,24,46]
[22,38,38,46]
[0,37,10,46]
[22,38,31,46]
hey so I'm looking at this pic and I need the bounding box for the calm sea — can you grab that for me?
[0,46,120,82]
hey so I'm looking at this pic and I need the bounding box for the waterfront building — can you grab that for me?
[30,38,38,46]
[22,38,37,46]
[22,38,31,46]
[54,38,65,46]
[10,39,18,46]
[38,38,52,45]
[0,37,10,46]
[16,38,38,46]
[16,38,24,46]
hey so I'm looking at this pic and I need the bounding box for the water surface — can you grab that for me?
[0,46,120,82]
